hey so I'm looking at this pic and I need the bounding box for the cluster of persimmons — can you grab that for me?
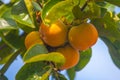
[24,20,98,70]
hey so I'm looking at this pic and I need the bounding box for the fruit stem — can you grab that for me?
[49,61,60,79]
[0,49,22,75]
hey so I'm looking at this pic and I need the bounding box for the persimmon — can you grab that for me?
[39,20,68,47]
[25,31,43,49]
[56,45,79,70]
[68,23,98,50]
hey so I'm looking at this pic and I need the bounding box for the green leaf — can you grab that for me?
[16,22,35,33]
[0,4,12,18]
[0,1,3,5]
[12,14,36,33]
[1,8,12,19]
[3,30,24,49]
[11,0,35,32]
[32,1,41,11]
[87,1,101,18]
[0,18,18,31]
[101,37,120,68]
[72,1,101,20]
[90,18,105,36]
[11,0,27,15]
[0,75,8,80]
[24,0,34,22]
[41,0,63,21]
[105,0,120,7]
[114,40,120,49]
[16,62,50,80]
[24,0,37,28]
[91,12,120,41]
[75,48,92,71]
[40,69,52,80]
[67,68,76,80]
[103,12,120,40]
[58,73,67,80]
[24,52,65,67]
[79,0,86,7]
[0,30,24,49]
[0,42,14,64]
[96,1,106,7]
[10,0,19,3]
[13,14,35,29]
[44,0,75,24]
[0,33,14,49]
[23,44,48,61]
[117,13,120,18]
[100,8,107,17]
[104,2,116,12]
[72,5,84,20]
[54,73,67,80]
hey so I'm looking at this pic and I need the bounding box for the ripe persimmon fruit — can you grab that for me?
[68,23,98,50]
[56,45,79,70]
[39,20,68,47]
[25,31,43,49]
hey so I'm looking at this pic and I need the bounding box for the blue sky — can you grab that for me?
[75,39,120,80]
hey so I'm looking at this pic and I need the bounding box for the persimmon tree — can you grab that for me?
[0,0,120,80]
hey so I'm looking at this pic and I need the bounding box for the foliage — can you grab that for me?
[0,0,120,80]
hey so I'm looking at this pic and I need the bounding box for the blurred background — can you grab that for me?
[0,0,120,80]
